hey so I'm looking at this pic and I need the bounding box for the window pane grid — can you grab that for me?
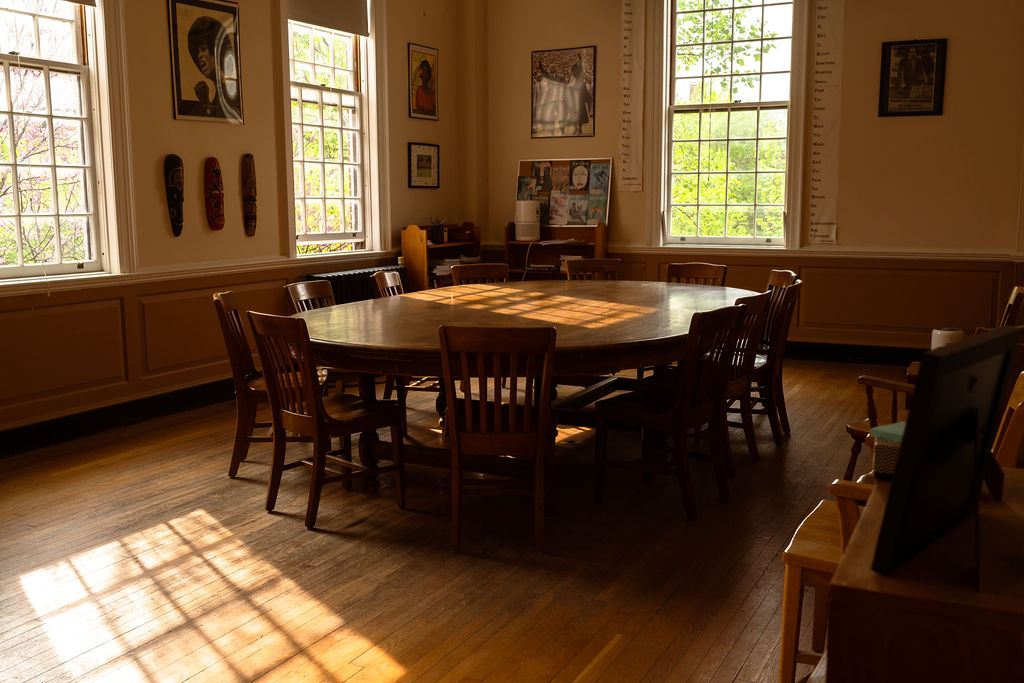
[0,35,95,270]
[288,21,364,255]
[668,0,790,243]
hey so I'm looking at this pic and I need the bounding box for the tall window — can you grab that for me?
[0,1,98,278]
[288,20,367,255]
[666,0,793,245]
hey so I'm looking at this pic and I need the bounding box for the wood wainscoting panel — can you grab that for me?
[0,299,126,402]
[139,281,288,375]
[799,264,1001,347]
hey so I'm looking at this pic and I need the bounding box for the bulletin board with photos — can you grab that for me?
[516,158,612,226]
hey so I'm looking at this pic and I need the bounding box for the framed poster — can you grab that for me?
[531,45,595,138]
[409,43,438,120]
[168,0,243,123]
[879,39,946,116]
[516,158,611,226]
[409,143,439,188]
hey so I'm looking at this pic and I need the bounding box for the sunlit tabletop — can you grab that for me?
[297,280,755,377]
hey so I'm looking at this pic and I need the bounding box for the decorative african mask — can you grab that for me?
[204,157,225,230]
[241,153,257,236]
[164,154,184,236]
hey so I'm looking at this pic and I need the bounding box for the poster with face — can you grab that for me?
[168,0,243,123]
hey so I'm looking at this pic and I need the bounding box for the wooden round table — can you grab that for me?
[299,280,756,377]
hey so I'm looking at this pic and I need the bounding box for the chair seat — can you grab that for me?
[322,393,402,424]
[782,499,843,573]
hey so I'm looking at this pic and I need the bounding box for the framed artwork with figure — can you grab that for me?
[531,45,595,138]
[168,0,243,123]
[878,38,946,117]
[409,43,438,120]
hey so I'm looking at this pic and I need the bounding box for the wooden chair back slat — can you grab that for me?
[763,280,802,364]
[1000,286,1024,327]
[286,280,336,312]
[248,312,322,433]
[213,291,259,388]
[666,262,727,285]
[566,258,622,281]
[992,371,1024,468]
[670,305,745,414]
[450,263,510,285]
[730,291,772,382]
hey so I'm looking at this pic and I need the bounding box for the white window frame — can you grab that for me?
[659,0,804,248]
[286,19,383,258]
[0,1,108,280]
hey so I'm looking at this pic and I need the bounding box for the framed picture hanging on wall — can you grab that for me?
[530,45,595,138]
[878,38,946,116]
[409,143,439,188]
[409,43,438,120]
[168,0,243,123]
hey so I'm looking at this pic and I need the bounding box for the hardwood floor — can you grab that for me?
[0,358,903,682]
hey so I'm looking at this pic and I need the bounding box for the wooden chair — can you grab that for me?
[285,279,336,311]
[724,290,772,462]
[371,269,404,298]
[779,476,873,683]
[566,257,622,281]
[747,280,802,445]
[439,324,556,551]
[370,269,440,416]
[844,375,913,479]
[666,262,727,285]
[213,291,280,477]
[779,499,843,683]
[248,311,405,528]
[594,304,745,518]
[991,371,1024,468]
[450,262,510,285]
[284,279,352,393]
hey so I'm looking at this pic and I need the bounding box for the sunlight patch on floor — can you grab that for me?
[20,509,405,681]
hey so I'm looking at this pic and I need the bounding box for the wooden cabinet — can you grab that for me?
[401,222,481,291]
[503,222,607,279]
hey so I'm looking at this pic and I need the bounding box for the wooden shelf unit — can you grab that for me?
[503,222,607,279]
[401,222,481,291]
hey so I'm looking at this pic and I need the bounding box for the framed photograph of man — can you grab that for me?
[878,39,946,117]
[409,43,438,120]
[531,46,595,138]
[168,0,243,123]
[408,143,439,188]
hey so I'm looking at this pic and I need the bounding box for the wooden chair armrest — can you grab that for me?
[856,375,915,395]
[829,479,873,503]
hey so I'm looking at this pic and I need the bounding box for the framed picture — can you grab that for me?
[409,43,438,120]
[408,143,439,188]
[531,45,595,138]
[168,0,243,123]
[878,39,946,117]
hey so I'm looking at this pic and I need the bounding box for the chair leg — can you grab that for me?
[760,381,783,446]
[229,399,256,478]
[383,375,395,399]
[341,434,353,492]
[811,584,829,652]
[305,439,327,530]
[671,427,696,519]
[779,562,803,683]
[740,393,760,462]
[534,452,545,552]
[844,438,863,481]
[594,418,608,504]
[711,413,731,503]
[390,421,405,510]
[775,374,791,436]
[265,427,287,512]
[450,458,462,551]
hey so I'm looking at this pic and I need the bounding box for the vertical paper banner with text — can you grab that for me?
[619,0,644,191]
[808,0,843,245]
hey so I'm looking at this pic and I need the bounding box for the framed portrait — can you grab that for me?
[168,0,243,123]
[409,43,438,120]
[878,39,946,117]
[531,45,595,138]
[408,143,439,188]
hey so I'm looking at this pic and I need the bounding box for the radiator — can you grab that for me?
[308,265,405,303]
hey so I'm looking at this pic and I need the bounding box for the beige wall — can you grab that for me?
[124,0,291,269]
